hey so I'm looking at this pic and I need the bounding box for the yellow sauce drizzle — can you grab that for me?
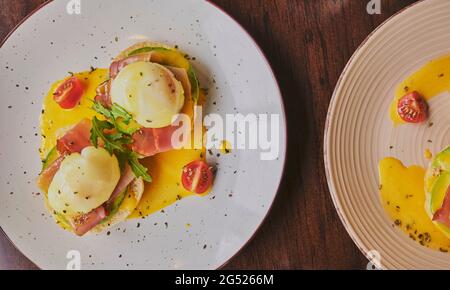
[424,149,433,160]
[219,140,232,154]
[379,158,450,252]
[390,55,450,125]
[40,69,108,159]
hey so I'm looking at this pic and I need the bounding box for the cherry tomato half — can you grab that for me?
[397,91,428,123]
[181,160,214,194]
[53,76,84,109]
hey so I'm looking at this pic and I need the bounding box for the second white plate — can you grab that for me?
[325,0,450,269]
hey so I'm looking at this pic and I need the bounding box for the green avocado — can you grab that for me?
[42,146,59,170]
[128,46,200,102]
[425,147,450,193]
[115,118,141,135]
[429,173,450,214]
[53,187,128,230]
[98,186,128,225]
[425,147,450,237]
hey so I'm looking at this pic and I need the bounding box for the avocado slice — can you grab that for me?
[42,146,59,170]
[128,46,200,102]
[425,146,450,194]
[107,187,127,216]
[52,187,129,231]
[426,152,450,238]
[428,173,450,237]
[429,173,450,213]
[115,117,141,135]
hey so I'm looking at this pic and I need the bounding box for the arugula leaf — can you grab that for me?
[115,118,141,135]
[92,101,139,135]
[92,101,113,119]
[90,101,152,183]
[110,103,133,124]
[115,152,128,174]
[187,65,200,102]
[108,132,124,141]
[90,117,111,148]
[90,117,129,155]
[128,153,152,182]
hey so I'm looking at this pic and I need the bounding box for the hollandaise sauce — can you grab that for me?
[390,55,450,125]
[40,69,108,159]
[379,158,450,252]
[219,140,232,155]
[41,70,209,223]
[130,89,209,218]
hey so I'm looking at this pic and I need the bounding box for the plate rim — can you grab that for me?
[323,0,428,270]
[0,0,288,270]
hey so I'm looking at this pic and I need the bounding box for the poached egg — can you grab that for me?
[47,146,120,215]
[110,61,185,128]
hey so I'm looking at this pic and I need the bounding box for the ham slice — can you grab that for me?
[39,120,92,192]
[71,206,107,236]
[56,119,92,155]
[94,80,112,108]
[37,155,65,193]
[166,66,191,101]
[131,124,181,157]
[433,186,450,228]
[105,164,135,210]
[109,52,153,79]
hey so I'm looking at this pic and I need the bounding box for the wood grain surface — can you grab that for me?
[0,0,419,270]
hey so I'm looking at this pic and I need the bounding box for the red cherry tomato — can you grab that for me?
[53,76,84,109]
[181,160,214,194]
[397,91,428,123]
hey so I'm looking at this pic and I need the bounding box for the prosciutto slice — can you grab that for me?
[166,66,192,101]
[94,80,112,108]
[71,206,107,236]
[39,120,93,192]
[109,52,153,79]
[433,186,450,228]
[130,124,181,157]
[37,155,65,193]
[56,119,92,155]
[105,164,135,210]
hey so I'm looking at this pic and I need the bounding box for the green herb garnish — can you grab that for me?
[128,152,152,182]
[90,102,151,182]
[90,117,130,154]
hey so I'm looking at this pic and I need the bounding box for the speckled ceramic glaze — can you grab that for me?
[0,0,286,269]
[325,0,450,270]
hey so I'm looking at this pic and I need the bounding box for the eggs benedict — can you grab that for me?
[94,41,200,158]
[38,119,145,236]
[38,42,214,236]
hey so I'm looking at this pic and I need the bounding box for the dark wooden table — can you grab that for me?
[0,0,419,270]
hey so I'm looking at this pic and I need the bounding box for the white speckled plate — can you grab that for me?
[0,0,286,270]
[325,0,450,270]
